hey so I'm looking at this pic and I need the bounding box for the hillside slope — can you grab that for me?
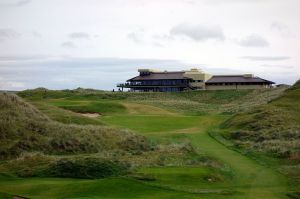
[221,80,300,184]
[0,88,294,198]
[0,93,150,159]
[0,93,204,179]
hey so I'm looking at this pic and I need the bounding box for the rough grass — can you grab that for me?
[30,101,105,125]
[0,93,208,179]
[0,93,151,159]
[0,86,296,198]
[18,86,286,115]
[220,80,300,185]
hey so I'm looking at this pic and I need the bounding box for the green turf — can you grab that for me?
[0,88,294,198]
[135,166,232,190]
[49,100,127,115]
[101,115,218,133]
[0,110,289,198]
[100,113,289,199]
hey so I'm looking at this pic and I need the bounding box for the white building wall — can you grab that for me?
[205,84,270,90]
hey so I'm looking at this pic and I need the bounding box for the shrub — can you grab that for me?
[47,157,130,179]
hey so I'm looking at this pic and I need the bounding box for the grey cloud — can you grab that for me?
[127,28,145,44]
[0,56,297,90]
[0,55,50,61]
[16,0,31,6]
[127,32,143,44]
[0,56,187,71]
[0,0,31,7]
[236,34,269,47]
[0,57,189,90]
[260,64,294,69]
[170,23,225,41]
[152,34,174,41]
[0,29,21,40]
[241,56,290,61]
[270,22,291,37]
[61,41,76,48]
[204,0,271,5]
[32,31,42,38]
[68,32,90,39]
[152,42,164,48]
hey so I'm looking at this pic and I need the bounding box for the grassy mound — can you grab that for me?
[220,80,300,180]
[28,101,105,125]
[0,93,206,179]
[0,87,294,198]
[0,93,150,159]
[0,93,149,178]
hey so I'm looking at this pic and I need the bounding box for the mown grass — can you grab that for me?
[0,175,241,199]
[134,166,232,191]
[101,115,213,133]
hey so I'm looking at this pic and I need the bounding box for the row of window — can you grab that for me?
[132,87,182,92]
[130,80,188,86]
[207,82,266,86]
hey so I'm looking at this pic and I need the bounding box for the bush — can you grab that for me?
[48,157,130,179]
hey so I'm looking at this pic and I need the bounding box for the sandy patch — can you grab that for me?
[80,113,100,118]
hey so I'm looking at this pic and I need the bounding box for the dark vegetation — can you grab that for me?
[48,157,130,179]
[55,101,126,114]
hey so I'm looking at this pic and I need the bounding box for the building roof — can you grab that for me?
[128,72,190,81]
[206,75,275,84]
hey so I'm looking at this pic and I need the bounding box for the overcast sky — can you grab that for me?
[0,0,299,90]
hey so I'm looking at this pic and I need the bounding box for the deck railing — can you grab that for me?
[117,82,190,87]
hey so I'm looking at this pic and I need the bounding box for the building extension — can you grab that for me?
[117,68,274,92]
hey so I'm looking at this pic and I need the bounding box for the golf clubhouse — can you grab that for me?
[117,68,274,92]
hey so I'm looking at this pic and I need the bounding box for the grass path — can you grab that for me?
[103,111,289,199]
[187,131,288,199]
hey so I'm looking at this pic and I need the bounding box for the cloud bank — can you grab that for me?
[170,23,225,41]
[236,34,269,47]
[0,29,21,40]
[68,32,90,39]
[241,56,290,61]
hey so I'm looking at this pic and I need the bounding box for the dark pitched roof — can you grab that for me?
[206,75,275,84]
[128,72,190,81]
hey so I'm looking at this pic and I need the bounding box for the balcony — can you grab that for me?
[117,82,190,88]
